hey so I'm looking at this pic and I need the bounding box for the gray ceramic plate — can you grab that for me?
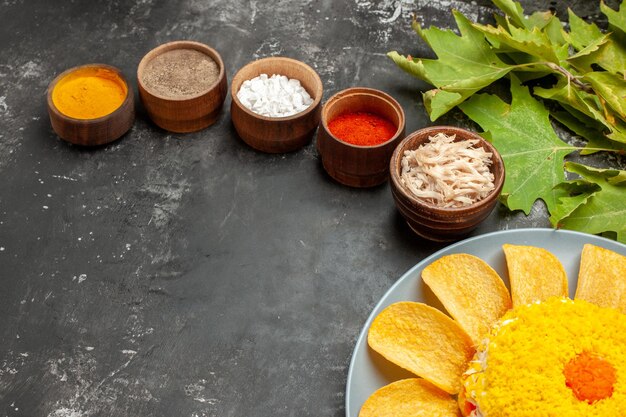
[345,228,626,417]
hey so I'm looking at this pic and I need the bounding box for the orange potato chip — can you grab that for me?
[367,302,474,394]
[359,378,460,417]
[502,244,568,307]
[575,244,626,314]
[421,254,512,344]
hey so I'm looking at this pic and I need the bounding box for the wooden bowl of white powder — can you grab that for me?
[230,57,323,153]
[389,126,504,241]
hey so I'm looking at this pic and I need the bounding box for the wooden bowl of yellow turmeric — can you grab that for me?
[47,63,135,146]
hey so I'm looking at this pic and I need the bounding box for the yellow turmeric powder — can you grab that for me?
[52,67,127,119]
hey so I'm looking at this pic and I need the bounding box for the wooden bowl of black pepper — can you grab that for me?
[137,40,227,133]
[389,126,505,242]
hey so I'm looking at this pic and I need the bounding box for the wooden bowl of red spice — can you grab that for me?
[47,63,135,146]
[230,56,323,153]
[137,40,227,133]
[389,126,505,242]
[317,87,405,187]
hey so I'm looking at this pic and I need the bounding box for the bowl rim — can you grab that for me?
[47,63,133,124]
[136,40,226,102]
[320,87,406,149]
[230,56,323,121]
[390,125,505,214]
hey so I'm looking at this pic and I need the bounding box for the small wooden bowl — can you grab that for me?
[230,57,323,153]
[389,126,505,242]
[317,87,405,188]
[47,64,135,146]
[137,40,227,133]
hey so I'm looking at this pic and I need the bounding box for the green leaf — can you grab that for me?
[493,13,511,33]
[416,11,513,89]
[566,8,626,76]
[534,79,609,129]
[527,10,555,30]
[606,125,626,144]
[388,11,512,120]
[601,0,626,40]
[583,71,626,121]
[532,78,626,143]
[551,110,626,155]
[559,103,626,145]
[549,180,601,227]
[387,51,430,83]
[569,39,626,76]
[492,0,527,28]
[472,21,560,63]
[551,109,602,145]
[566,9,604,50]
[586,135,626,155]
[567,33,610,70]
[543,14,567,46]
[558,162,626,243]
[422,89,464,121]
[459,76,576,214]
[491,0,553,30]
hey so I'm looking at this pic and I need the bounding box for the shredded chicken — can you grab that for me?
[400,132,495,208]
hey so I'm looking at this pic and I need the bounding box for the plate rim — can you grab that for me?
[344,228,626,417]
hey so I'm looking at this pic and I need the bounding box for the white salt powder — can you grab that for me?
[237,73,313,118]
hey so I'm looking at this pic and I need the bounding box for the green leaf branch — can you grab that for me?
[389,0,626,242]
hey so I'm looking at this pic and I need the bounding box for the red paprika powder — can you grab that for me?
[328,111,397,146]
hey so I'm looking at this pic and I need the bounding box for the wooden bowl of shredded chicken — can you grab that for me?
[389,126,504,241]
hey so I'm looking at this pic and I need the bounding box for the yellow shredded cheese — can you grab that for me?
[462,297,626,416]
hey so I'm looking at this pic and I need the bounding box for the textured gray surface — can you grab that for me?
[0,1,619,416]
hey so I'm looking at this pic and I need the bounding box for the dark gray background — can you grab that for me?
[0,1,621,416]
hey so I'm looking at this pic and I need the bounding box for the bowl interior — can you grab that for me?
[48,64,130,121]
[137,40,225,100]
[392,126,504,212]
[231,57,323,117]
[322,89,404,145]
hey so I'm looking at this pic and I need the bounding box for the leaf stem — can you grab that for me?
[510,61,594,94]
[578,147,626,154]
[543,63,593,94]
